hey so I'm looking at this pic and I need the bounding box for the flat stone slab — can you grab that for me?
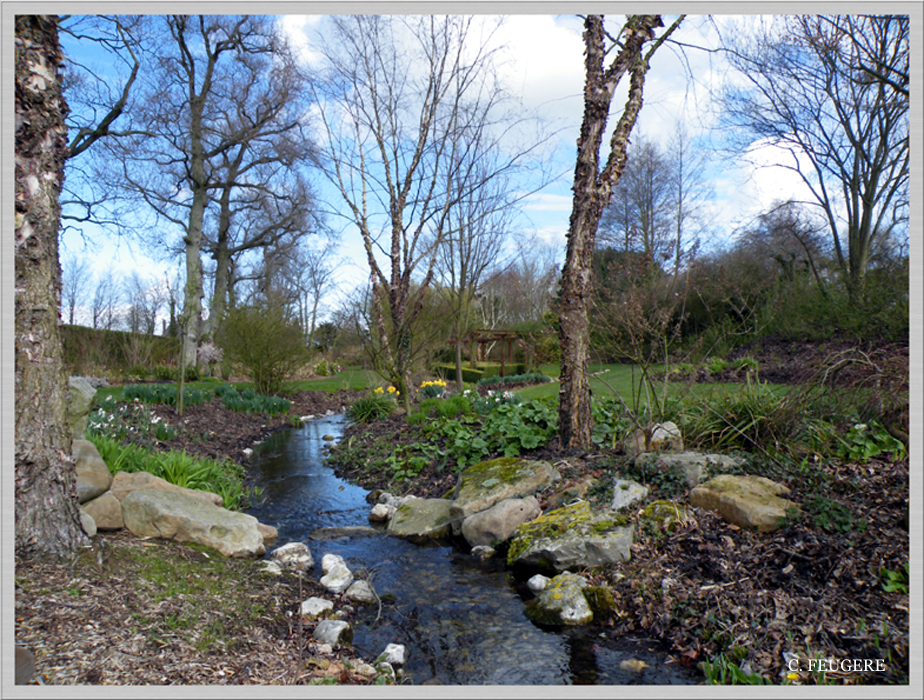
[690,474,799,532]
[120,489,265,557]
[386,498,454,540]
[110,470,223,507]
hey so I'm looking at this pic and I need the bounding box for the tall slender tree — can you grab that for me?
[558,14,684,449]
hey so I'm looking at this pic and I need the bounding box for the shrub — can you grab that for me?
[477,373,552,387]
[217,303,311,395]
[348,393,396,423]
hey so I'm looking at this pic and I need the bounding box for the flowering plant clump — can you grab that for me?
[197,342,224,365]
[373,386,400,397]
[418,379,447,399]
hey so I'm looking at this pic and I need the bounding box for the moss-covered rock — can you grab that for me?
[449,457,560,532]
[385,498,454,540]
[506,501,633,572]
[524,572,593,626]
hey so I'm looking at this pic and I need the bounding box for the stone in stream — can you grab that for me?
[527,574,550,593]
[310,526,381,540]
[376,643,406,667]
[385,498,454,540]
[506,501,634,573]
[460,496,541,548]
[313,619,352,646]
[320,553,353,594]
[345,580,377,604]
[449,458,561,533]
[524,572,593,626]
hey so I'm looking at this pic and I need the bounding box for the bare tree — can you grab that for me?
[60,253,92,325]
[90,268,123,330]
[599,136,675,263]
[107,15,299,366]
[15,15,89,561]
[312,15,549,409]
[558,14,684,449]
[719,14,909,301]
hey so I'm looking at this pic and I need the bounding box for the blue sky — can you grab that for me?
[57,12,847,326]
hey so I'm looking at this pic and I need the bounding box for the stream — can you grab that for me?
[245,414,697,685]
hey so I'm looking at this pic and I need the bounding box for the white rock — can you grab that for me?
[345,580,377,604]
[301,415,316,422]
[243,448,253,458]
[300,597,334,620]
[369,503,391,522]
[527,574,550,593]
[320,553,353,594]
[313,619,352,646]
[270,542,314,572]
[610,479,649,512]
[377,643,406,667]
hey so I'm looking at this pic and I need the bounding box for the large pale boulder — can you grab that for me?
[624,421,683,460]
[386,498,454,540]
[507,501,634,573]
[68,376,97,440]
[300,597,334,620]
[73,439,112,504]
[690,474,799,532]
[450,457,560,532]
[524,572,593,626]
[345,580,377,605]
[460,496,541,547]
[110,470,223,507]
[633,451,746,489]
[120,490,265,557]
[81,492,124,530]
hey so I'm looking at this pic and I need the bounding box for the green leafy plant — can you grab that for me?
[704,356,729,374]
[476,372,552,387]
[803,495,865,534]
[837,421,907,463]
[700,653,771,685]
[881,562,909,594]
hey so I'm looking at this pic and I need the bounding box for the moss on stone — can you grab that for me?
[583,586,616,617]
[506,501,628,566]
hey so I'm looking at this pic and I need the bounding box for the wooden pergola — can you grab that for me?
[449,329,521,376]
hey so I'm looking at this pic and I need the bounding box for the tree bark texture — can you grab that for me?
[558,15,666,449]
[15,15,89,561]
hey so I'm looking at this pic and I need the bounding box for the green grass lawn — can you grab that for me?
[515,362,789,407]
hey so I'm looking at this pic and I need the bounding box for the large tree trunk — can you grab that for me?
[558,15,671,449]
[15,15,89,561]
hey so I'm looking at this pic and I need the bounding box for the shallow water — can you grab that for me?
[246,415,697,685]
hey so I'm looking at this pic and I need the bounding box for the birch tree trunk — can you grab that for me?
[15,14,89,561]
[558,14,682,449]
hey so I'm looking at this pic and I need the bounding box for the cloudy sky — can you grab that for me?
[58,10,826,324]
